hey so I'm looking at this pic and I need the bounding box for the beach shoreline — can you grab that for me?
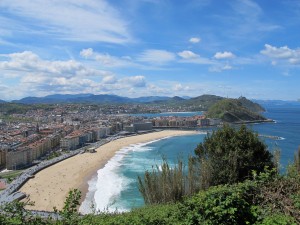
[19,130,200,212]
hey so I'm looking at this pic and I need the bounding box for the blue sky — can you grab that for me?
[0,0,300,100]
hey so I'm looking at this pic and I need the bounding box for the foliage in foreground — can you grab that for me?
[138,157,200,204]
[195,124,275,188]
[81,169,300,225]
[138,125,275,204]
[1,167,300,224]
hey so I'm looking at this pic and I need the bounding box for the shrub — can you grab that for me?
[179,181,258,225]
[195,124,274,188]
[138,157,200,205]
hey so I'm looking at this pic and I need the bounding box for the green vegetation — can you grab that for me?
[138,157,200,204]
[0,200,47,225]
[0,114,35,123]
[138,125,274,203]
[0,170,23,183]
[2,169,300,224]
[206,98,266,123]
[237,96,265,112]
[46,151,62,160]
[0,103,56,114]
[152,94,224,111]
[195,125,274,187]
[0,126,300,224]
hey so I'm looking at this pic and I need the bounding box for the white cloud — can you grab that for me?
[80,48,136,67]
[177,50,213,65]
[261,44,300,65]
[189,37,201,43]
[0,50,135,98]
[178,50,199,59]
[121,76,146,87]
[0,0,132,43]
[0,51,102,78]
[80,48,94,58]
[261,44,298,59]
[223,65,233,70]
[209,64,233,72]
[289,58,300,65]
[173,83,191,91]
[138,49,176,64]
[102,75,117,84]
[214,51,235,59]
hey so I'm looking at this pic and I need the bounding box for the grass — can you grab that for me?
[0,170,24,182]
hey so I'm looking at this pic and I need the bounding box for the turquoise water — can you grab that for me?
[80,104,300,213]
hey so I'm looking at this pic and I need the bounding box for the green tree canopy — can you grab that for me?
[195,124,274,188]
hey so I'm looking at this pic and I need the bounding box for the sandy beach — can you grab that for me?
[19,130,199,211]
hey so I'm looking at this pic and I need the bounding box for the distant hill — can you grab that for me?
[133,96,171,102]
[12,94,93,104]
[206,98,266,123]
[152,94,224,111]
[171,96,185,101]
[238,96,265,112]
[9,94,267,120]
[184,95,224,109]
[253,99,300,108]
[0,99,6,103]
[12,94,172,104]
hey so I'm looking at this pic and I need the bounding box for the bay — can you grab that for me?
[83,104,300,213]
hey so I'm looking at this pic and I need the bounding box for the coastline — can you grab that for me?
[19,130,199,212]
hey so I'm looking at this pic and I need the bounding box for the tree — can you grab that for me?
[54,189,81,225]
[0,199,47,225]
[195,124,274,188]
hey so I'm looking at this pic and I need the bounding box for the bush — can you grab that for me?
[179,181,258,225]
[255,213,297,225]
[81,204,181,225]
[195,124,274,188]
[138,157,200,205]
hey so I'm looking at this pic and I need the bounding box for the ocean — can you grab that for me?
[80,103,300,214]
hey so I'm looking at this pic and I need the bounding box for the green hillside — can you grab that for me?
[237,96,265,112]
[153,94,224,111]
[206,98,266,123]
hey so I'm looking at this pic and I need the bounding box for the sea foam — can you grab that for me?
[79,137,170,214]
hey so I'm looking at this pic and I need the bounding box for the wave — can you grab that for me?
[79,176,97,214]
[259,134,285,141]
[80,137,175,213]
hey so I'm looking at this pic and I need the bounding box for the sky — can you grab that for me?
[0,0,300,101]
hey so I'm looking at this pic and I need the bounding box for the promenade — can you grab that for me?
[0,138,111,205]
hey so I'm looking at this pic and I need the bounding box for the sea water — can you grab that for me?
[252,104,300,169]
[79,134,205,214]
[80,104,300,214]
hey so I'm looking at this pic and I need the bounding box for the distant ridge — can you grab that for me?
[12,94,172,104]
[172,96,185,101]
[253,99,300,107]
[8,93,267,120]
[0,99,6,103]
[133,96,171,102]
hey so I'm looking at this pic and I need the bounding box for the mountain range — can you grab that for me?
[1,94,299,112]
[9,94,171,104]
[7,94,227,111]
